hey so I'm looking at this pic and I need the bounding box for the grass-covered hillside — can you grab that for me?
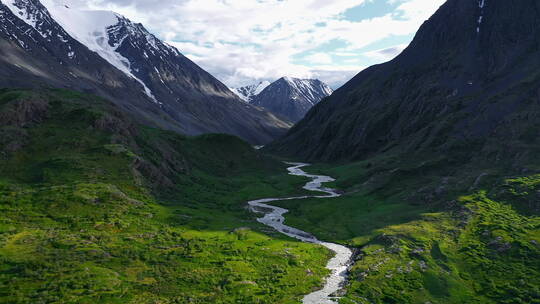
[273,152,540,304]
[0,89,331,304]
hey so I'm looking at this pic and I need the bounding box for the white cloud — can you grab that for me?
[61,0,445,88]
[362,43,409,61]
[304,53,334,65]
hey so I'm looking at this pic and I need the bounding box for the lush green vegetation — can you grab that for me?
[0,89,331,304]
[273,155,540,303]
[1,88,538,304]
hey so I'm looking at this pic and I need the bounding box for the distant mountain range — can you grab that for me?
[0,0,291,144]
[233,77,333,123]
[268,0,540,162]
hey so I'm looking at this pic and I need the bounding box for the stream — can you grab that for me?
[248,162,353,304]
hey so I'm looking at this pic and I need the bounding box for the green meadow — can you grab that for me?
[0,89,330,304]
[274,156,540,303]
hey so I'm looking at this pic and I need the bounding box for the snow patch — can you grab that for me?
[479,0,486,8]
[4,0,39,31]
[477,0,487,34]
[279,77,333,105]
[254,80,271,95]
[154,66,166,84]
[40,0,159,104]
[232,80,271,102]
[4,0,49,38]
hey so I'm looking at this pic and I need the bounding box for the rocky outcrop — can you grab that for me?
[0,95,49,154]
[0,96,49,127]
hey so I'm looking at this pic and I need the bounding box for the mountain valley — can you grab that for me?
[0,0,539,303]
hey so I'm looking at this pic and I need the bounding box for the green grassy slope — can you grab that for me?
[272,154,540,303]
[0,89,330,304]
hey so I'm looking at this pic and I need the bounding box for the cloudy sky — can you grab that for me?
[74,0,446,88]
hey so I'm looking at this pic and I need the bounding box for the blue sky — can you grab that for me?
[78,0,446,88]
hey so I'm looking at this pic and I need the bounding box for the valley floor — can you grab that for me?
[0,169,333,304]
[272,160,540,304]
[248,163,352,304]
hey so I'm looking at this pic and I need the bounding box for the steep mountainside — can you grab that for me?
[262,2,540,303]
[267,0,540,160]
[0,0,291,144]
[0,0,160,122]
[251,77,333,123]
[231,81,271,102]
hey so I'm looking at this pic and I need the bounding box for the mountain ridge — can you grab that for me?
[0,0,291,144]
[267,0,540,161]
[234,77,333,123]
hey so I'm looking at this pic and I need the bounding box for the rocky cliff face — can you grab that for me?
[251,77,333,123]
[0,0,291,144]
[267,0,540,162]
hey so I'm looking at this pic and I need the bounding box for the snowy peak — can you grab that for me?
[232,81,271,102]
[276,77,333,105]
[251,77,333,123]
[3,0,51,34]
[2,0,74,48]
[40,1,159,102]
[1,0,159,102]
[38,0,236,102]
[0,0,292,143]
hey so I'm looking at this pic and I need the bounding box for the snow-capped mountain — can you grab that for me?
[42,2,158,101]
[0,0,291,144]
[231,81,271,102]
[250,77,333,123]
[0,0,156,111]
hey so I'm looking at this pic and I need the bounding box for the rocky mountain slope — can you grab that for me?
[263,2,540,303]
[0,0,291,144]
[267,0,540,160]
[248,77,333,123]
